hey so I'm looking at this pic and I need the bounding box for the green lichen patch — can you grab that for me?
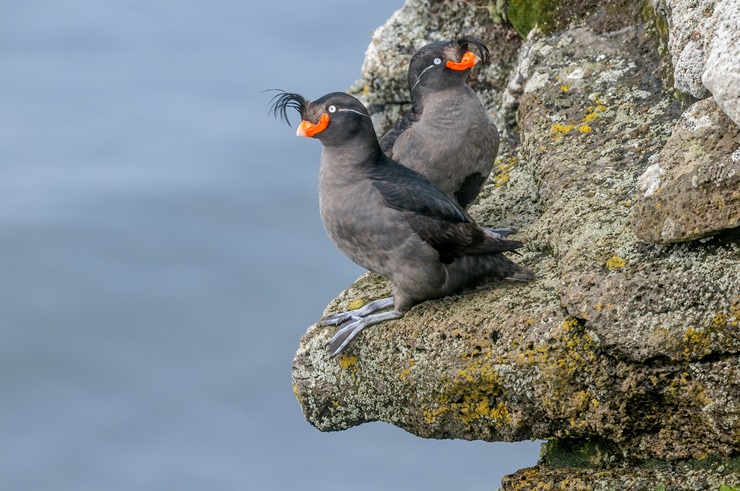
[641,0,675,93]
[541,437,624,469]
[507,0,562,37]
[507,0,649,38]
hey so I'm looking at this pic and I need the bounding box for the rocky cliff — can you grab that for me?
[291,0,740,489]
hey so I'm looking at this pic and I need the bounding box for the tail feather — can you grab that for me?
[444,253,534,294]
[507,264,535,281]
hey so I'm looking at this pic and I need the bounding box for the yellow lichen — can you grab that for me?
[711,312,728,329]
[583,111,599,123]
[731,297,740,326]
[337,354,358,371]
[550,122,576,142]
[667,371,713,408]
[582,95,607,128]
[399,359,415,383]
[682,327,711,359]
[586,93,607,113]
[511,316,599,425]
[560,84,570,92]
[605,255,626,269]
[422,349,510,426]
[493,155,518,187]
[562,316,580,331]
[292,384,302,403]
[460,400,511,425]
[347,298,367,310]
[550,122,576,135]
[549,94,606,142]
[568,391,595,429]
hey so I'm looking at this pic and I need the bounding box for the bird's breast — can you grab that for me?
[317,165,440,279]
[392,93,498,192]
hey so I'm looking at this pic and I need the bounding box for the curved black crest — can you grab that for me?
[268,90,307,127]
[457,35,490,64]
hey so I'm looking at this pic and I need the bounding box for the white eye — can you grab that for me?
[328,105,337,113]
[433,57,442,65]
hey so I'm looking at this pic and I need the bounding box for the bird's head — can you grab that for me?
[407,35,490,93]
[270,91,375,148]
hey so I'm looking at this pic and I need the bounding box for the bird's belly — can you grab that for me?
[318,180,444,287]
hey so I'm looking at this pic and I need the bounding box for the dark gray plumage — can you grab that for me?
[380,36,499,209]
[270,90,533,356]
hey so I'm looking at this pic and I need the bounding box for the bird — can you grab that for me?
[270,90,533,357]
[379,35,500,210]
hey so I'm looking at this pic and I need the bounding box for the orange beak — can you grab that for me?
[296,113,330,138]
[446,51,479,71]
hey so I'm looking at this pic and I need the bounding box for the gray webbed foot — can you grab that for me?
[317,296,394,327]
[328,309,404,357]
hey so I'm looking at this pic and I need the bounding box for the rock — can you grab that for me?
[650,0,740,127]
[508,27,740,365]
[631,97,740,243]
[505,0,648,39]
[701,0,740,127]
[502,455,740,491]
[291,2,740,489]
[650,0,714,99]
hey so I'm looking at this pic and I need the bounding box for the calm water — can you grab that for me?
[0,1,539,489]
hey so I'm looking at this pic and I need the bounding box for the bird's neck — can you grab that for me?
[410,83,472,118]
[322,135,384,167]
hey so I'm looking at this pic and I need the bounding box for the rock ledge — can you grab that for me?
[292,1,740,489]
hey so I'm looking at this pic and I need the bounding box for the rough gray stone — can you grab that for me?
[650,0,740,127]
[502,458,740,491]
[701,0,740,127]
[632,97,740,243]
[650,0,714,99]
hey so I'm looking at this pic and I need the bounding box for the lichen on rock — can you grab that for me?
[651,0,740,126]
[291,0,740,489]
[632,97,740,243]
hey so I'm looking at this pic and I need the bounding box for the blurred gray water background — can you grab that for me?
[0,1,539,489]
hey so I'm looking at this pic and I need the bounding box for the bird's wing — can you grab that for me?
[367,160,521,263]
[379,109,418,158]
